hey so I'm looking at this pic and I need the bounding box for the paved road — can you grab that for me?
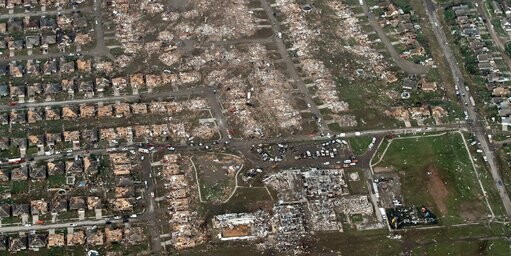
[0,95,140,111]
[204,90,230,140]
[362,0,429,75]
[0,219,120,233]
[200,37,274,47]
[258,0,329,135]
[425,0,511,218]
[139,153,162,253]
[90,0,111,59]
[1,87,214,111]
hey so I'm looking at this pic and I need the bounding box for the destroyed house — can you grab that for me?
[66,230,86,246]
[27,84,42,98]
[0,236,6,251]
[95,77,109,92]
[27,135,43,146]
[87,196,102,210]
[44,83,62,95]
[10,110,26,124]
[27,109,43,123]
[30,200,48,215]
[9,236,27,252]
[40,16,56,30]
[78,81,94,93]
[0,169,8,182]
[130,73,145,88]
[47,161,65,175]
[11,166,28,181]
[66,158,83,174]
[45,107,60,120]
[110,198,133,212]
[105,227,123,243]
[115,186,134,198]
[11,137,26,150]
[79,104,95,118]
[97,105,113,117]
[0,84,8,97]
[45,132,62,145]
[83,156,99,175]
[28,234,47,249]
[72,15,88,28]
[76,59,91,72]
[123,227,145,245]
[63,130,80,142]
[12,203,29,216]
[69,196,86,210]
[51,198,68,213]
[9,85,25,99]
[0,64,7,77]
[23,16,39,31]
[47,233,65,247]
[42,59,58,75]
[25,60,39,76]
[86,230,104,246]
[59,60,75,74]
[81,129,98,142]
[61,78,76,93]
[29,165,47,180]
[7,19,22,33]
[111,77,127,91]
[42,34,57,46]
[62,106,78,120]
[0,113,8,125]
[25,35,40,48]
[0,204,10,218]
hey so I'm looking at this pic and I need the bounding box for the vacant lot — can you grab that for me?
[348,136,374,155]
[376,133,489,224]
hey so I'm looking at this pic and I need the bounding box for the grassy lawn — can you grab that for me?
[48,175,66,188]
[335,77,402,131]
[313,223,510,256]
[346,169,368,194]
[192,153,241,203]
[376,133,489,224]
[348,136,374,155]
[412,239,511,256]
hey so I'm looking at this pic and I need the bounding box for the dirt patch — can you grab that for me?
[459,201,485,221]
[425,165,448,215]
[373,166,393,173]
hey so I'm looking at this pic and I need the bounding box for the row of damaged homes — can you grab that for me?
[0,73,172,101]
[0,226,145,252]
[0,0,83,9]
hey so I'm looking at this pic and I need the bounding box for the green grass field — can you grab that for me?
[313,223,510,256]
[348,136,374,155]
[376,133,489,224]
